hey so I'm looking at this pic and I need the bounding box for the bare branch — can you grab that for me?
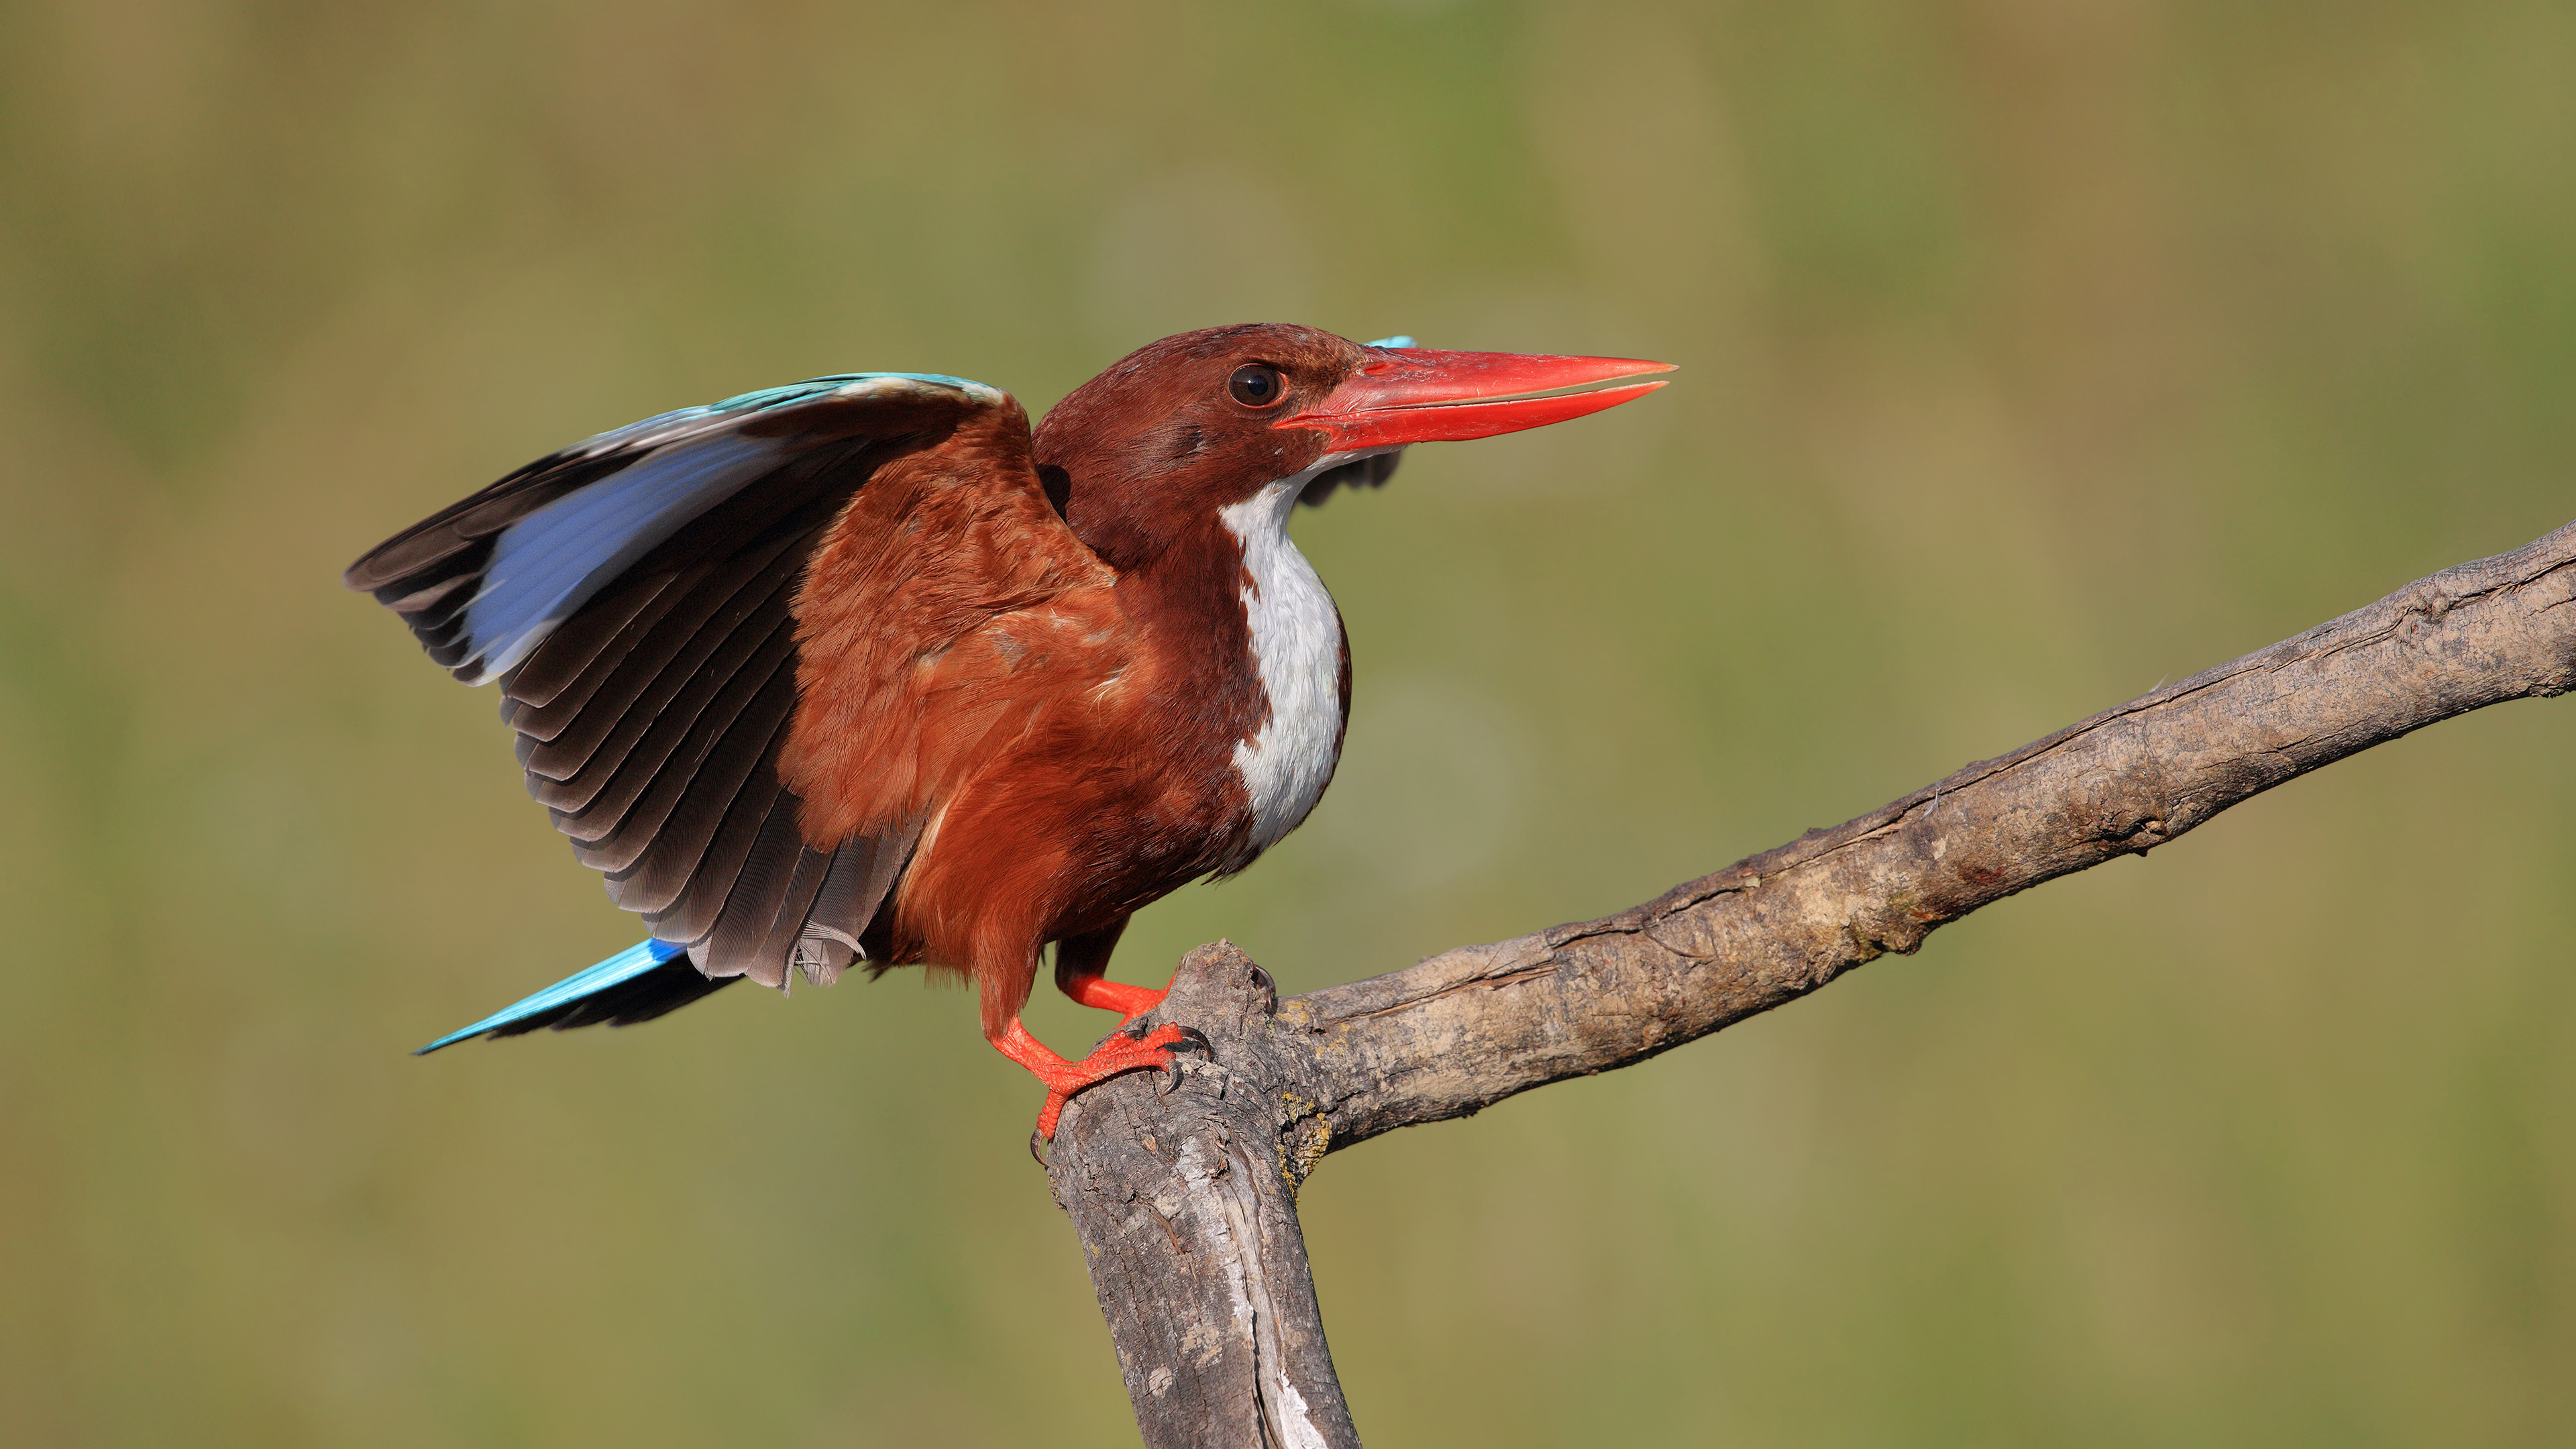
[1048,518,2576,1448]
[1294,517,2576,1142]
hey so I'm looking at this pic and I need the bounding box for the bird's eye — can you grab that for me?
[1228,364,1286,409]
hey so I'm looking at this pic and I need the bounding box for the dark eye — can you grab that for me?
[1228,364,1285,409]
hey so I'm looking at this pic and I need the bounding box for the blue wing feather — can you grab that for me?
[349,370,1007,686]
[454,372,1006,684]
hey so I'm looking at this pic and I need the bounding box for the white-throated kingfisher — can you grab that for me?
[349,325,1669,1136]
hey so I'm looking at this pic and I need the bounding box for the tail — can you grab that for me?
[415,939,738,1055]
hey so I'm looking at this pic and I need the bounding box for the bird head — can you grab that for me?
[1034,323,1670,568]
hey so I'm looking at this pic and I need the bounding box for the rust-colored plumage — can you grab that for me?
[353,325,1669,1134]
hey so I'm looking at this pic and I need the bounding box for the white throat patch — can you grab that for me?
[1216,460,1354,862]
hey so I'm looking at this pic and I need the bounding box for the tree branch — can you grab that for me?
[1046,518,2576,1448]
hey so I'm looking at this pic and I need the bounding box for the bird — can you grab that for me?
[347,324,1669,1136]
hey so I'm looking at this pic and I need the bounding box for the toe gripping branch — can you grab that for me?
[993,1017,1215,1140]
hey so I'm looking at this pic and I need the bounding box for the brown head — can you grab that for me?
[1034,323,1670,570]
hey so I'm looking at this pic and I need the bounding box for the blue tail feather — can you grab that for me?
[415,938,692,1055]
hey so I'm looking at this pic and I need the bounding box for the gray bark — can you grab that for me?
[1046,517,2576,1448]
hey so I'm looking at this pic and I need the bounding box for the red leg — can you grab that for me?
[1053,917,1168,1022]
[989,1016,1192,1138]
[1062,974,1168,1020]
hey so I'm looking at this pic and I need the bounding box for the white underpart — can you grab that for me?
[1218,454,1379,861]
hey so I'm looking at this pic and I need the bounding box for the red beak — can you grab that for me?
[1278,347,1674,452]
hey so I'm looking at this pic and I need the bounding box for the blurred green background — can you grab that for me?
[4,0,2574,1444]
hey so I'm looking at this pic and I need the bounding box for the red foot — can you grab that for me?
[1061,974,1168,1022]
[991,1017,1200,1138]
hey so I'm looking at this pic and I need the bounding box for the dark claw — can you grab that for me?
[1157,1027,1214,1092]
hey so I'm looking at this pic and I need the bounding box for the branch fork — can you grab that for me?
[1049,518,2576,1448]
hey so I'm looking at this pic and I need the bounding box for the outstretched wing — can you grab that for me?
[347,371,1101,998]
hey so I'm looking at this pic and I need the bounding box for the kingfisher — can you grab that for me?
[349,325,1668,1136]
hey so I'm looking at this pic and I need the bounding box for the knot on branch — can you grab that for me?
[1158,939,1281,1034]
[2070,765,2176,855]
[2401,580,2457,623]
